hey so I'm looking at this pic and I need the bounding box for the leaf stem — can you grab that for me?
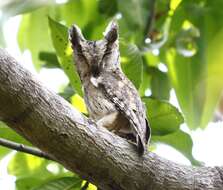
[144,0,156,38]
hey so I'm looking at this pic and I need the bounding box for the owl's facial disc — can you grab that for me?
[69,21,120,76]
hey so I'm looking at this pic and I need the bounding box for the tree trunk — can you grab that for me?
[0,48,223,190]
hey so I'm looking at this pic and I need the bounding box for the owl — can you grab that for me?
[69,21,150,155]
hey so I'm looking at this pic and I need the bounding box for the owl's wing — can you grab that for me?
[98,70,151,154]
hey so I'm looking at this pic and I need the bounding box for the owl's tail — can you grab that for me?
[136,119,150,155]
[136,135,145,155]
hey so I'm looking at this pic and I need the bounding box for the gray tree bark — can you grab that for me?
[0,48,222,190]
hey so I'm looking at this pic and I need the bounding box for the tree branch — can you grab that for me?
[0,137,53,160]
[0,48,223,190]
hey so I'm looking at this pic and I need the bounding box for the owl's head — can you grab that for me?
[69,21,120,78]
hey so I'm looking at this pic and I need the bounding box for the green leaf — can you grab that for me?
[17,0,100,70]
[0,19,6,48]
[202,28,223,127]
[39,52,60,68]
[0,123,30,145]
[48,17,83,96]
[153,130,201,165]
[18,7,54,69]
[166,0,223,129]
[117,0,149,44]
[71,94,88,114]
[0,147,10,160]
[15,177,43,190]
[98,0,118,17]
[0,0,54,17]
[166,48,203,129]
[33,177,82,190]
[139,67,151,97]
[0,123,31,159]
[0,122,10,159]
[85,183,97,190]
[143,98,184,136]
[8,153,51,178]
[150,67,171,100]
[120,43,143,89]
[144,52,160,67]
[8,152,72,180]
[118,0,143,29]
[59,0,99,27]
[59,85,75,101]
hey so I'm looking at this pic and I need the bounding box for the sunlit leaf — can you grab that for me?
[117,0,149,36]
[85,183,97,190]
[150,67,171,100]
[48,17,83,96]
[0,123,11,159]
[71,94,88,114]
[59,85,75,101]
[18,7,54,69]
[0,123,30,145]
[170,0,182,12]
[139,68,151,97]
[143,98,184,135]
[98,0,118,17]
[0,122,31,160]
[0,147,10,160]
[0,0,54,17]
[120,43,143,89]
[118,0,145,29]
[8,153,51,178]
[59,0,99,27]
[39,51,60,68]
[202,28,223,127]
[166,0,223,129]
[0,20,5,47]
[15,177,43,190]
[144,52,160,67]
[153,130,201,165]
[33,177,82,190]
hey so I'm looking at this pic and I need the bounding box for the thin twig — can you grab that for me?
[144,0,156,37]
[0,137,54,160]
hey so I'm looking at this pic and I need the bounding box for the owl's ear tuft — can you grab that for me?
[104,20,118,44]
[69,24,85,48]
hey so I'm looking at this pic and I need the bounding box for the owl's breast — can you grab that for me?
[83,83,116,120]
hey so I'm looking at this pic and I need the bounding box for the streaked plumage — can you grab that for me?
[69,21,150,155]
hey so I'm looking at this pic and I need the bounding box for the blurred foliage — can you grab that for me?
[1,0,223,189]
[48,16,83,96]
[0,122,31,159]
[120,42,143,89]
[152,130,200,166]
[143,98,184,136]
[165,0,223,129]
[32,176,82,190]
